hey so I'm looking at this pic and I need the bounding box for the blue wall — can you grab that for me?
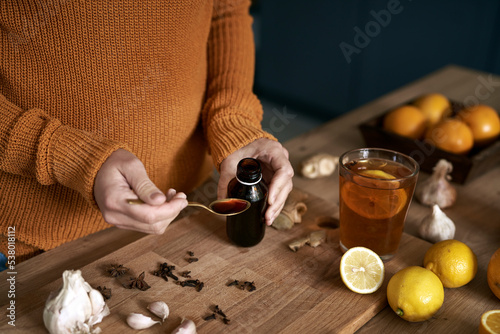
[253,0,500,120]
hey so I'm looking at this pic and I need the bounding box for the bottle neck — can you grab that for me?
[236,174,262,186]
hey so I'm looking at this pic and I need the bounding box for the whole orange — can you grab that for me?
[383,105,427,139]
[425,118,474,155]
[413,93,451,126]
[457,105,500,146]
[487,248,500,300]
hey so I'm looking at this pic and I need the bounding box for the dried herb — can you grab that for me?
[153,262,178,281]
[96,286,112,300]
[244,281,257,292]
[227,280,239,287]
[154,262,203,292]
[124,272,151,291]
[214,305,227,318]
[186,257,198,263]
[207,305,230,325]
[177,279,204,291]
[107,264,130,277]
[227,279,256,292]
[180,279,199,288]
[203,313,216,321]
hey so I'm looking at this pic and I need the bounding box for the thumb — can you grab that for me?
[218,160,237,199]
[127,170,166,206]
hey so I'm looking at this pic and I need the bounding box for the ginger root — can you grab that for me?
[300,153,338,179]
[272,189,308,230]
[288,230,326,251]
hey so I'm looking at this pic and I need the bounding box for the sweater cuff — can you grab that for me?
[47,125,129,207]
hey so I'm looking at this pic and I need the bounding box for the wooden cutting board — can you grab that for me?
[0,189,432,334]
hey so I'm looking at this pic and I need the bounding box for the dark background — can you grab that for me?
[251,0,500,121]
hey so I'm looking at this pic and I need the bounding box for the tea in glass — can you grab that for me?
[339,148,419,260]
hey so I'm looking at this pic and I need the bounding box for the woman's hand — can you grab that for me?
[218,138,294,225]
[94,149,188,234]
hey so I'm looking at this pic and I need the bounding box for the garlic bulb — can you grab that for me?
[415,159,457,208]
[171,318,197,334]
[43,270,110,334]
[126,313,161,330]
[147,301,169,322]
[300,153,338,179]
[418,204,456,243]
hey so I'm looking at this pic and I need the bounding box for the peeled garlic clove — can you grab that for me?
[147,301,169,322]
[171,318,197,334]
[300,153,338,179]
[126,313,161,330]
[418,204,456,243]
[415,159,457,208]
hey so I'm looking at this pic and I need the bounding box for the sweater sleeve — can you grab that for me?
[202,0,276,170]
[0,94,128,206]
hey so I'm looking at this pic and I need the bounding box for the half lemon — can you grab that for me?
[340,247,385,294]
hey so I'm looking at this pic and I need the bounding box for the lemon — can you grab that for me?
[423,239,477,288]
[413,93,451,126]
[387,266,444,322]
[340,247,385,294]
[358,169,395,179]
[346,169,407,220]
[480,310,500,334]
[383,105,427,139]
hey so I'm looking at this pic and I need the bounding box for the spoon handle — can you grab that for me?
[127,199,208,209]
[127,199,145,205]
[187,202,209,210]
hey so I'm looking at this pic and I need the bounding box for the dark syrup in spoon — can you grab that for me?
[211,199,249,215]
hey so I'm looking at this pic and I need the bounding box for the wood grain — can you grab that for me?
[0,190,431,334]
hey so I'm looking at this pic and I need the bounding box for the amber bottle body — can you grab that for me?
[226,158,268,247]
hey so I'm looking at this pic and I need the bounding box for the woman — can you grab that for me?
[0,0,293,262]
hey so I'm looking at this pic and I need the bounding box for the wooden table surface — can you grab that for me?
[1,65,499,333]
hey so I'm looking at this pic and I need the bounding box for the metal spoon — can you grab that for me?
[126,198,251,216]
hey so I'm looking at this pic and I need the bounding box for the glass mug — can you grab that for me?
[339,148,419,261]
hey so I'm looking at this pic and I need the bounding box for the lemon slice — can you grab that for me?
[480,310,500,334]
[340,247,385,294]
[358,169,395,179]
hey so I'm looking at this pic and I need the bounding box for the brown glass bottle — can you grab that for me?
[226,158,268,247]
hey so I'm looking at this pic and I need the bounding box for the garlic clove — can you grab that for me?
[415,159,457,208]
[88,289,110,327]
[126,313,161,330]
[147,301,170,322]
[171,318,197,334]
[418,204,456,243]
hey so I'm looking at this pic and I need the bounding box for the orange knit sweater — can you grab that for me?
[0,0,274,261]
